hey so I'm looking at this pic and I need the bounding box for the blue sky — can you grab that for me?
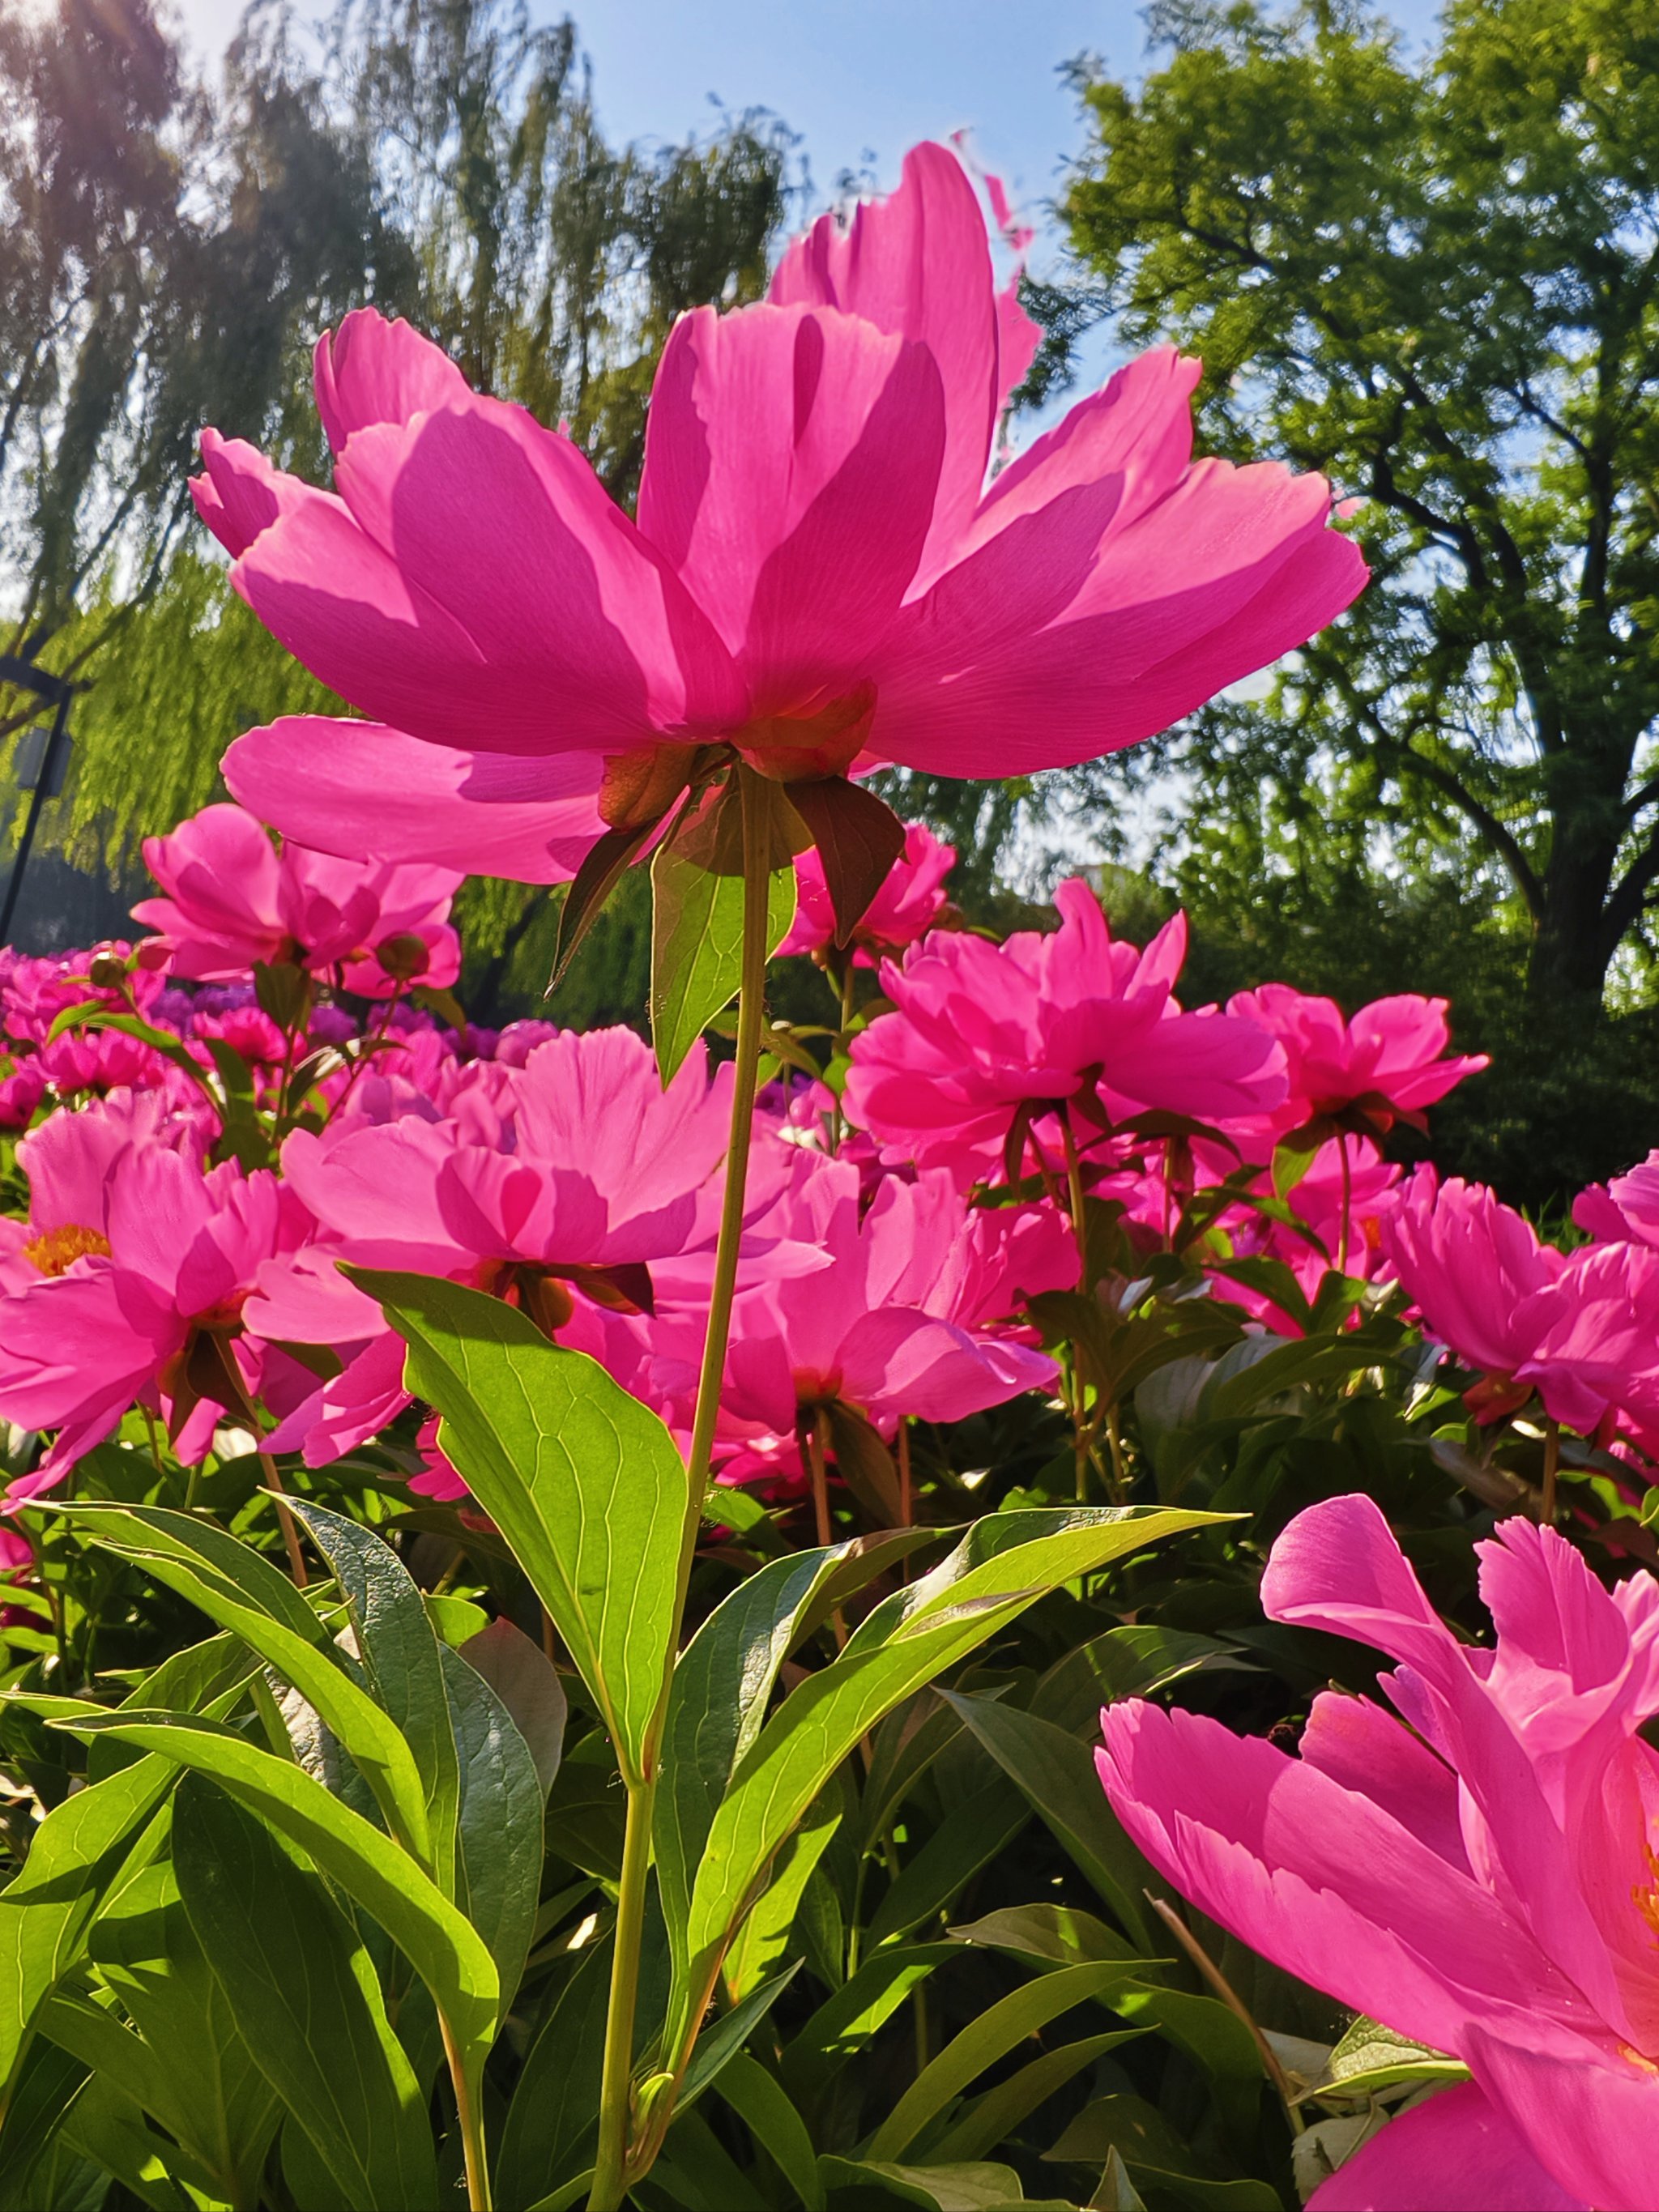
[180,0,1446,281]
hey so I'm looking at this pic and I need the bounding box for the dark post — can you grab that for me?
[0,654,74,946]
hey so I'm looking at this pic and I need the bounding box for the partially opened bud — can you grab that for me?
[374,931,430,982]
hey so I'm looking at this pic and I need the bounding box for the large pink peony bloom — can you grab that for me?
[1096,1494,1659,2211]
[779,819,956,964]
[843,878,1287,1183]
[1227,984,1486,1141]
[134,802,463,997]
[198,143,1365,874]
[0,1094,310,1494]
[255,1028,733,1464]
[651,1155,1073,1487]
[1380,1167,1659,1430]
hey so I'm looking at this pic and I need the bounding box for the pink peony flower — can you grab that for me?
[1227,983,1487,1141]
[779,820,956,963]
[652,1156,1073,1488]
[844,879,1287,1183]
[200,143,1363,877]
[1574,1149,1659,1251]
[1380,1168,1659,1431]
[256,1029,733,1465]
[134,802,463,997]
[0,1095,309,1494]
[0,942,164,1046]
[1096,1494,1659,2211]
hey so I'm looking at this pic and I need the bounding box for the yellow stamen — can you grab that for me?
[23,1222,111,1276]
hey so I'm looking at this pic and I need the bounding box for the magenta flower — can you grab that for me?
[1380,1167,1659,1431]
[255,1029,732,1465]
[1227,983,1487,1141]
[779,820,956,963]
[134,802,463,996]
[1574,1149,1659,1250]
[198,143,1364,875]
[1097,1493,1659,2211]
[0,1095,309,1494]
[653,1156,1072,1487]
[844,879,1287,1183]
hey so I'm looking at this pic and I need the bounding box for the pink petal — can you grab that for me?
[223,719,607,883]
[769,141,1001,570]
[1464,2022,1659,2212]
[313,311,472,451]
[638,303,946,699]
[1307,2082,1585,2211]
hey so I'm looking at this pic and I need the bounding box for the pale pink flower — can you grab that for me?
[1574,1149,1659,1251]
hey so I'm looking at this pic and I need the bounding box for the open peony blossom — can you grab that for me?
[1574,1148,1659,1250]
[1227,983,1487,1143]
[1381,1166,1659,1431]
[844,878,1287,1183]
[254,1027,734,1465]
[649,1155,1073,1488]
[1098,1494,1659,2212]
[780,819,956,963]
[199,142,1364,878]
[134,802,463,996]
[0,1094,312,1494]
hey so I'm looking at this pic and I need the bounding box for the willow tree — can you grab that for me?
[1058,0,1659,1016]
[2,0,793,968]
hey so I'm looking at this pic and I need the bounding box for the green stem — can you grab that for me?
[1542,1415,1560,1525]
[589,1781,656,2212]
[440,2015,493,2212]
[1336,1129,1353,1281]
[589,765,775,2212]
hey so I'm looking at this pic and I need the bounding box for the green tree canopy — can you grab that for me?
[1056,0,1659,1015]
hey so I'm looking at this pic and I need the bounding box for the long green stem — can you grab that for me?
[440,2015,493,2212]
[1542,1415,1560,1525]
[589,765,775,2212]
[589,1782,656,2211]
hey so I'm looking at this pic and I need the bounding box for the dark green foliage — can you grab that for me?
[1044,0,1659,1024]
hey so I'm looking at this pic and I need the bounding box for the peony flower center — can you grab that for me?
[23,1222,112,1276]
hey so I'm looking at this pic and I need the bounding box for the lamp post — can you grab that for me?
[0,652,73,945]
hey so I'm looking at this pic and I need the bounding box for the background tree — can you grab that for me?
[1051,0,1659,1025]
[0,0,795,995]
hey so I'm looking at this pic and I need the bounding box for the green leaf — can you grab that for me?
[940,1692,1163,1949]
[458,1617,567,1796]
[714,2053,825,2212]
[496,1934,613,2211]
[75,1857,280,2201]
[437,1642,543,2005]
[0,2036,87,2210]
[650,813,795,1080]
[778,1945,958,2107]
[862,1775,1029,1952]
[949,1905,1139,1971]
[1045,2097,1283,2210]
[1311,2016,1468,2101]
[868,1961,1143,2162]
[0,1758,173,2098]
[173,1775,441,2210]
[677,1510,1213,2056]
[282,1498,462,1890]
[360,1273,689,1788]
[53,1710,499,2070]
[676,1960,803,2113]
[817,2157,1060,2210]
[1116,1986,1267,2144]
[62,1503,433,1865]
[552,819,660,987]
[931,2030,1146,2164]
[657,1541,864,1971]
[783,776,906,947]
